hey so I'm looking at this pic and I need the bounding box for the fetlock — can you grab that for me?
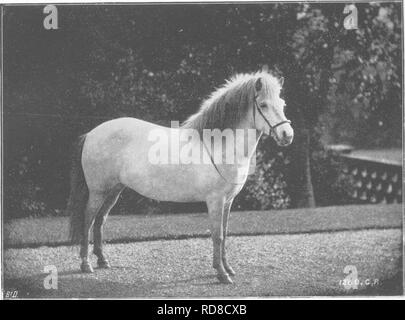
[80,260,94,273]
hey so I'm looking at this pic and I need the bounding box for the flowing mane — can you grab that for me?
[181,71,282,136]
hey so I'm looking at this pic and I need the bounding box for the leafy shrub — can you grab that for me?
[311,148,356,206]
[5,156,49,219]
[234,147,291,210]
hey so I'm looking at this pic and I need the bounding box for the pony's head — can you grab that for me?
[251,72,293,146]
[182,71,293,146]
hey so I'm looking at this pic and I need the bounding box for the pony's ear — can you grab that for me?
[255,78,262,92]
[279,77,284,86]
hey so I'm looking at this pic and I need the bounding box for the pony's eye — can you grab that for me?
[260,103,267,109]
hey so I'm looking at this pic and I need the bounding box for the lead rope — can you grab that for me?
[201,137,246,186]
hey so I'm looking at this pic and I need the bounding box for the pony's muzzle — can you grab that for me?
[275,124,294,146]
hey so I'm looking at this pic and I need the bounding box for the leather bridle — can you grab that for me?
[253,95,291,135]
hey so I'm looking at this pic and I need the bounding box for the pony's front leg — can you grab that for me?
[222,199,235,276]
[207,196,233,284]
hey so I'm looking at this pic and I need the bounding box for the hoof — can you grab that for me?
[80,262,94,273]
[97,258,111,269]
[217,273,233,284]
[224,265,236,276]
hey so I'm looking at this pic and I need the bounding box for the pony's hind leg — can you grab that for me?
[222,199,235,276]
[93,185,124,268]
[80,191,106,273]
[207,195,232,284]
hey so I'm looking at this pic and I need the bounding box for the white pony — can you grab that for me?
[67,71,293,284]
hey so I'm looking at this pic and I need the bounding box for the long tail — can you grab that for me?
[66,134,89,245]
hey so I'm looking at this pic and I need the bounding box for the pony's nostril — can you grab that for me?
[282,130,288,139]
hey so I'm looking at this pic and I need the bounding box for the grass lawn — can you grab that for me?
[4,204,402,248]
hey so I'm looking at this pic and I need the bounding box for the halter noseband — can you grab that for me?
[253,95,291,134]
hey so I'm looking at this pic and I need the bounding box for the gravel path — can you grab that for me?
[4,228,402,298]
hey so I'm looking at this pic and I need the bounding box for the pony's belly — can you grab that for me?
[127,184,205,202]
[121,164,218,202]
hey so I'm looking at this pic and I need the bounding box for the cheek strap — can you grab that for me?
[253,95,291,133]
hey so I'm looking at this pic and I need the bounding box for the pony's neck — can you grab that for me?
[216,127,262,167]
[233,115,262,160]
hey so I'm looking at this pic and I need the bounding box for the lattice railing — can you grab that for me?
[341,157,402,204]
